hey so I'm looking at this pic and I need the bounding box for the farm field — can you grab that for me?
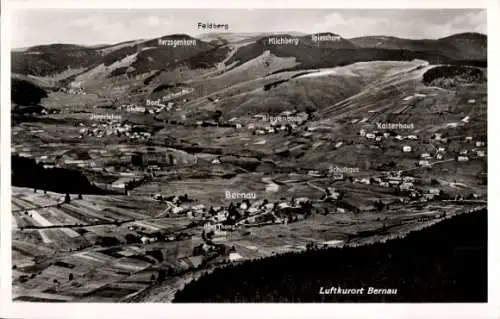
[11,185,483,302]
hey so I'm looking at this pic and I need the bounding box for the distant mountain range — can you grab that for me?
[12,32,486,76]
[11,32,486,107]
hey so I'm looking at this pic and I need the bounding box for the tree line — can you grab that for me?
[173,209,487,302]
[12,155,109,195]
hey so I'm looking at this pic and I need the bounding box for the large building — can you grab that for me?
[131,151,173,166]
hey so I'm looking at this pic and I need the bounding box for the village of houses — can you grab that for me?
[10,134,487,302]
[12,87,487,214]
[11,111,488,237]
[10,82,488,302]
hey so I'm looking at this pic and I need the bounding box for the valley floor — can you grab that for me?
[11,184,485,302]
[10,60,488,303]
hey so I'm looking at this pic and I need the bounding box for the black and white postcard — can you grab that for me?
[0,1,498,318]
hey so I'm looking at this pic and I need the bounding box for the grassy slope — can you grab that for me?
[216,61,421,118]
[11,33,486,106]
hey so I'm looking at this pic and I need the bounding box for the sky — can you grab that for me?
[11,9,487,48]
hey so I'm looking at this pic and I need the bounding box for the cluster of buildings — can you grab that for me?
[305,166,452,204]
[110,174,145,192]
[462,136,487,159]
[125,224,191,245]
[418,136,486,165]
[118,104,146,113]
[408,146,446,166]
[60,87,87,95]
[117,88,191,115]
[251,123,294,135]
[154,195,313,234]
[360,129,419,142]
[25,149,99,170]
[77,121,152,141]
[246,111,308,135]
[118,103,176,115]
[353,170,480,203]
[417,151,441,167]
[18,143,182,189]
[146,99,177,114]
[353,171,416,191]
[359,127,486,166]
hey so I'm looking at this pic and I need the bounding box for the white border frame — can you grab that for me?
[1,1,499,318]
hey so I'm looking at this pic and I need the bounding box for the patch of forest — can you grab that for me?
[174,209,487,302]
[11,78,48,106]
[176,45,231,70]
[423,65,486,89]
[225,39,453,70]
[12,155,110,195]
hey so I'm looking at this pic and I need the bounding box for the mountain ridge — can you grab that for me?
[11,31,487,108]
